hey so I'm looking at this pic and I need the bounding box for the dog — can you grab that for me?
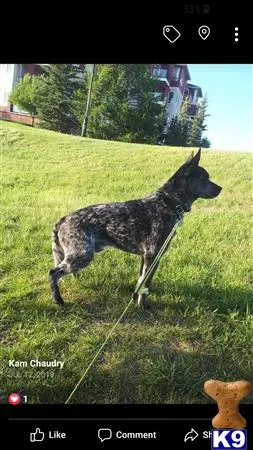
[49,148,222,309]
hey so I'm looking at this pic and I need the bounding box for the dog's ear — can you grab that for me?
[184,152,194,164]
[173,148,202,179]
[173,148,201,180]
[192,148,201,166]
[186,148,201,167]
[182,148,201,173]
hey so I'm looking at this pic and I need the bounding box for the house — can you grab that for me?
[0,64,85,125]
[151,63,203,129]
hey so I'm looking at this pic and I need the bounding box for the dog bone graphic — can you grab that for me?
[204,379,252,429]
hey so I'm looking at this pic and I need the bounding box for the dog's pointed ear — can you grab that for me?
[192,148,201,166]
[184,148,201,170]
[186,148,201,166]
[184,152,194,164]
[173,148,202,180]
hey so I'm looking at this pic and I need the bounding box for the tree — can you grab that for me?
[177,96,191,145]
[35,64,84,134]
[87,64,164,144]
[201,136,211,148]
[9,74,43,126]
[164,115,182,145]
[187,94,210,147]
[164,96,191,146]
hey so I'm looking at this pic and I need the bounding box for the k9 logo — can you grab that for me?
[211,429,247,450]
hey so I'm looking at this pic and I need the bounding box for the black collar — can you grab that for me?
[157,190,184,222]
[175,205,184,222]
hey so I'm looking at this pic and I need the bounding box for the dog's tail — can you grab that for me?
[52,218,65,266]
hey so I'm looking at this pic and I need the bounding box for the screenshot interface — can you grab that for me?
[1,6,252,450]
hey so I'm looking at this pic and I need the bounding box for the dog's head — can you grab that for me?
[171,148,222,210]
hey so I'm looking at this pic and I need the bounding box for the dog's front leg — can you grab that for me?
[138,256,144,278]
[132,256,144,302]
[133,254,160,310]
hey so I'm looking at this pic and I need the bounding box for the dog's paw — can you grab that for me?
[132,292,138,302]
[55,297,64,306]
[138,295,150,311]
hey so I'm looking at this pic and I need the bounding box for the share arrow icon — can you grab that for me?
[184,428,199,442]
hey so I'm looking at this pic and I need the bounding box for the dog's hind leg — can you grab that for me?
[52,224,65,266]
[49,231,94,305]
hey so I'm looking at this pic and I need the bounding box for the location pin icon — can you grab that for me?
[198,25,210,40]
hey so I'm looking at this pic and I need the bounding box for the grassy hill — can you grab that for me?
[1,121,252,404]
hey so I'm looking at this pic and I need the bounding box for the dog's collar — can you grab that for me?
[157,190,184,224]
[175,205,184,224]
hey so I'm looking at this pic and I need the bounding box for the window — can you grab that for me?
[172,66,180,81]
[168,92,174,102]
[15,64,23,83]
[153,64,161,77]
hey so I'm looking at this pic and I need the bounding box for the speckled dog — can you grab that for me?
[49,149,222,309]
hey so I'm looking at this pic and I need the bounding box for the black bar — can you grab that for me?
[2,404,252,449]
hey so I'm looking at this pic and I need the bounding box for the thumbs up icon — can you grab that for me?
[30,428,45,442]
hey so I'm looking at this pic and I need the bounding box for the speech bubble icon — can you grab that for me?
[98,428,112,442]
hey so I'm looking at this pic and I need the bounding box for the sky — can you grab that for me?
[187,64,253,152]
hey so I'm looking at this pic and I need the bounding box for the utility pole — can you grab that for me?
[81,63,96,137]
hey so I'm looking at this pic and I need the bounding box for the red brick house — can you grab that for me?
[151,63,202,128]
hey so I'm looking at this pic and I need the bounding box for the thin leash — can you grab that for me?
[65,205,184,404]
[65,298,134,404]
[132,205,184,299]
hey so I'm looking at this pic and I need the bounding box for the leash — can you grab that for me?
[65,297,134,404]
[65,204,184,404]
[132,205,184,299]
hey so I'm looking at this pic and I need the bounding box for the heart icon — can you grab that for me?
[8,393,21,405]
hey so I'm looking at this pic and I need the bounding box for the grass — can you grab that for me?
[1,121,253,404]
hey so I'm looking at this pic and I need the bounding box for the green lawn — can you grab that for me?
[1,121,252,404]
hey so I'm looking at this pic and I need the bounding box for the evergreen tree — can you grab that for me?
[177,96,191,145]
[187,94,210,147]
[201,136,211,148]
[87,64,164,144]
[164,115,182,145]
[35,64,84,134]
[164,96,191,146]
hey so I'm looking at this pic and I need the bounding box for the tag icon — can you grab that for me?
[163,25,181,43]
[198,25,210,40]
